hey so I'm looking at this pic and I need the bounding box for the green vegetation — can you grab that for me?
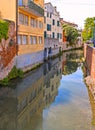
[62,24,79,46]
[0,66,24,86]
[82,17,95,42]
[63,51,83,75]
[0,20,9,42]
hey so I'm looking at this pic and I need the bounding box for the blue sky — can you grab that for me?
[45,0,95,29]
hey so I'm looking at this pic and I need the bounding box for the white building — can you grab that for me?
[44,2,63,59]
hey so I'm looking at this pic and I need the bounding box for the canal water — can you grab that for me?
[0,50,95,130]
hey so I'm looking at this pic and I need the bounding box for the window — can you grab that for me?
[47,12,49,17]
[31,18,34,27]
[47,24,51,31]
[19,13,28,25]
[52,19,55,25]
[39,21,43,28]
[22,97,27,109]
[24,15,28,25]
[50,13,52,18]
[51,85,54,91]
[33,36,37,44]
[30,36,37,44]
[22,35,27,44]
[30,36,33,44]
[57,33,59,39]
[34,19,37,28]
[31,18,37,28]
[57,21,59,26]
[39,37,42,44]
[44,16,46,23]
[52,32,55,38]
[44,31,47,38]
[19,13,24,24]
[18,35,22,44]
[60,33,62,39]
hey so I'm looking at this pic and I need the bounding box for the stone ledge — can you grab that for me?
[85,76,95,101]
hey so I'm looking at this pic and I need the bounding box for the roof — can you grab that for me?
[60,19,78,27]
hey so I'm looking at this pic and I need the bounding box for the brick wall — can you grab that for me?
[84,44,95,82]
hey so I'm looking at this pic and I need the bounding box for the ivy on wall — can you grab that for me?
[0,20,9,42]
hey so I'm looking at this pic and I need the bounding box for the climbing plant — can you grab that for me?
[0,20,9,42]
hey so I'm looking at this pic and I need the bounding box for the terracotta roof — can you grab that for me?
[60,19,78,27]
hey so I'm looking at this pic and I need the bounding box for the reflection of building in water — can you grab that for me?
[17,67,44,130]
[43,58,62,106]
[0,66,44,130]
[0,87,17,130]
[0,57,62,130]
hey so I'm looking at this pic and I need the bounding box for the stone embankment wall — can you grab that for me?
[62,42,82,51]
[0,58,15,80]
[84,44,95,100]
[84,44,95,82]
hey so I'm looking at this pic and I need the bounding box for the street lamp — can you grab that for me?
[93,18,95,47]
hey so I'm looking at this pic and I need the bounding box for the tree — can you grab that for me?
[62,24,79,46]
[82,17,95,42]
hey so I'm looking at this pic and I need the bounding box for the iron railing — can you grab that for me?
[19,0,44,17]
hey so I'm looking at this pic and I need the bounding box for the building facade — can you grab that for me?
[17,0,44,71]
[60,18,82,51]
[44,3,63,59]
[0,0,45,80]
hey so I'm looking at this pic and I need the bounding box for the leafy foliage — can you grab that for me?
[0,20,9,42]
[82,17,95,42]
[0,77,9,86]
[62,24,79,46]
[63,50,83,75]
[0,66,24,86]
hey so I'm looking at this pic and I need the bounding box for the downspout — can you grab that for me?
[16,0,18,55]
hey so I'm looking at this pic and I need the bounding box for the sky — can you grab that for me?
[45,0,95,29]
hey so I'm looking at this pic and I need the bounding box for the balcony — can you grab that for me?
[19,0,44,17]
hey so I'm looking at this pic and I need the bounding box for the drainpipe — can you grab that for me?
[16,0,18,55]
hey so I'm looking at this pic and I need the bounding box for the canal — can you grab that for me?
[0,50,95,130]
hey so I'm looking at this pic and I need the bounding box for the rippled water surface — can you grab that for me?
[0,50,95,130]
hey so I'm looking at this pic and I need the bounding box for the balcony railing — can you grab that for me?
[19,0,44,17]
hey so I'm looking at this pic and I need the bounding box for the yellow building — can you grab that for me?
[18,0,44,54]
[0,0,44,74]
[17,0,44,71]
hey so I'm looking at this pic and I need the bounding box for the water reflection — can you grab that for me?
[62,50,83,75]
[88,88,95,125]
[0,57,62,130]
[1,50,95,130]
